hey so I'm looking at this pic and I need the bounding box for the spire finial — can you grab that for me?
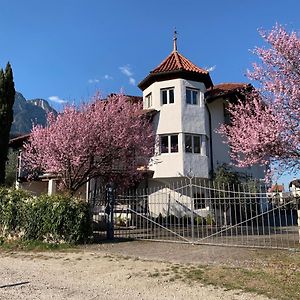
[173,28,178,52]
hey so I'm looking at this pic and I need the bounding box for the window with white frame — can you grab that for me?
[186,88,198,105]
[160,134,178,153]
[161,88,174,105]
[184,134,202,154]
[144,93,152,108]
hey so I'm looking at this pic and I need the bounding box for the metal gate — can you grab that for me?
[89,180,300,250]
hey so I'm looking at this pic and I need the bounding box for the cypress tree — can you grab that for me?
[0,62,15,185]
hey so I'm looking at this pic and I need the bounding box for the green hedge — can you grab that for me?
[0,188,91,244]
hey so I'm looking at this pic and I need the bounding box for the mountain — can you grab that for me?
[10,92,57,136]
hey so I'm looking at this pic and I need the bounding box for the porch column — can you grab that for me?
[48,179,56,196]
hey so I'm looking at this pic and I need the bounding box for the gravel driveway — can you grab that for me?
[0,241,272,300]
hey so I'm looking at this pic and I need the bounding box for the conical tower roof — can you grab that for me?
[138,36,213,91]
[151,50,209,75]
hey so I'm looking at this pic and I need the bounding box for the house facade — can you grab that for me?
[11,36,266,199]
[138,36,265,188]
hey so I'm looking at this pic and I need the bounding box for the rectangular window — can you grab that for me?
[186,88,198,105]
[184,134,204,154]
[160,134,178,153]
[161,88,175,105]
[145,93,152,108]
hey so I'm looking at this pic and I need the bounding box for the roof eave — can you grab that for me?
[205,84,253,103]
[138,70,213,91]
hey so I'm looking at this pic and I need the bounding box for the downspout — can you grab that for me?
[205,101,214,178]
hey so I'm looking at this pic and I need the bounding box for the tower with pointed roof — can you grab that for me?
[138,33,214,182]
[138,33,265,185]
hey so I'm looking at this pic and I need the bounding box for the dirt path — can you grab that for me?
[0,242,272,300]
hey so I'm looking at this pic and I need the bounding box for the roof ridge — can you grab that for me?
[173,51,183,69]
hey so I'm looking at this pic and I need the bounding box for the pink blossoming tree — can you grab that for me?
[219,24,300,176]
[22,94,155,194]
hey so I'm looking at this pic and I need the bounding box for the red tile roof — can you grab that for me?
[151,50,208,75]
[206,83,251,100]
[269,184,284,193]
[138,50,213,91]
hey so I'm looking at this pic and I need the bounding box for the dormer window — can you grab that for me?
[144,93,152,108]
[186,88,198,105]
[161,88,174,105]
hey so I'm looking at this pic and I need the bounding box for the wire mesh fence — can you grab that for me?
[89,179,300,250]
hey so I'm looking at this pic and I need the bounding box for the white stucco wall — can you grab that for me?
[143,78,210,178]
[208,97,265,179]
[208,99,231,166]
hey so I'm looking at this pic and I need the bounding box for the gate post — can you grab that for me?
[189,177,195,241]
[106,183,115,240]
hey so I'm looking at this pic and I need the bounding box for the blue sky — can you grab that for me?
[1,0,300,186]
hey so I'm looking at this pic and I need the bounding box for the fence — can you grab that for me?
[89,179,300,251]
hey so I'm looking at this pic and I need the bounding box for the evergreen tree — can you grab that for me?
[0,62,15,185]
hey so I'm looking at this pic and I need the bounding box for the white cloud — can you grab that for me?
[88,79,100,84]
[104,74,113,80]
[48,96,67,104]
[119,64,136,86]
[205,65,216,72]
[129,77,136,85]
[119,65,133,77]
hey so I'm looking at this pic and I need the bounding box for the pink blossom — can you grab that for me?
[219,24,300,177]
[23,93,155,193]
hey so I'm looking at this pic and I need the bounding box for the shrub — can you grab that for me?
[0,188,91,244]
[24,194,91,244]
[0,188,31,239]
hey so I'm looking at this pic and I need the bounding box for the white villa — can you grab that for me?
[138,35,265,189]
[10,35,266,202]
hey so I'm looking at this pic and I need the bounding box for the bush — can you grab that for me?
[0,188,91,244]
[0,188,31,239]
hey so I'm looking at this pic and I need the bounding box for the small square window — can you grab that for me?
[159,134,178,153]
[184,134,205,154]
[186,88,198,105]
[161,88,174,105]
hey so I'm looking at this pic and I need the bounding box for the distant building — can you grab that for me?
[289,179,300,197]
